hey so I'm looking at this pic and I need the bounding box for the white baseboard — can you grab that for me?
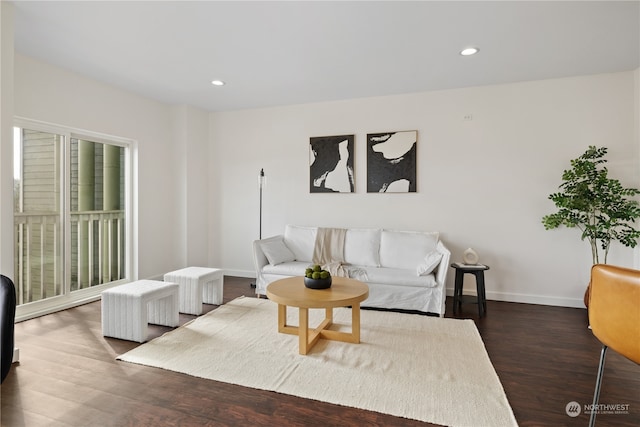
[217,271,587,308]
[446,287,585,309]
[12,347,19,363]
[224,271,585,308]
[223,269,255,279]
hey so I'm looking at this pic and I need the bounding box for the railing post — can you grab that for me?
[117,217,122,280]
[26,219,31,302]
[40,220,45,300]
[76,218,82,290]
[97,215,102,284]
[16,222,24,305]
[54,217,59,296]
[107,218,113,283]
[88,217,94,287]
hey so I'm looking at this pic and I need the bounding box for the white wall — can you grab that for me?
[11,54,200,281]
[0,2,15,277]
[210,71,639,308]
[172,105,210,267]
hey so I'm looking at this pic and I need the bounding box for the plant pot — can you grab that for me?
[304,276,332,289]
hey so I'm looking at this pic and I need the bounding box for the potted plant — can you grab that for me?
[542,146,640,305]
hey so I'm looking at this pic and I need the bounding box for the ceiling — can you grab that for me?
[11,1,640,112]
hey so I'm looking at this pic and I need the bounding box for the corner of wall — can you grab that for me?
[171,105,211,267]
[170,105,188,267]
[0,2,15,276]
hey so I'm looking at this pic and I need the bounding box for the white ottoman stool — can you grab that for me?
[101,280,179,342]
[164,267,224,315]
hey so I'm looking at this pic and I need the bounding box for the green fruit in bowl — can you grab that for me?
[304,264,331,280]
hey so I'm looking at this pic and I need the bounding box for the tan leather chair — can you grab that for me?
[588,264,640,427]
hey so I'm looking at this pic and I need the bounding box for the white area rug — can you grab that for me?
[118,297,518,427]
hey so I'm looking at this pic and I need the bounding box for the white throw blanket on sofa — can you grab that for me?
[312,227,348,276]
[312,227,368,281]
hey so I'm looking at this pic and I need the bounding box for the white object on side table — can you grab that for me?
[463,248,479,265]
[101,280,180,342]
[164,267,224,315]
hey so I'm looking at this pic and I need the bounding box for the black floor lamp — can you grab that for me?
[251,168,266,289]
[259,168,265,239]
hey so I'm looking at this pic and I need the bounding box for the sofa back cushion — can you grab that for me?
[379,230,439,270]
[344,228,381,267]
[284,225,317,262]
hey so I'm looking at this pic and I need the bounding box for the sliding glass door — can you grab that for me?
[70,139,126,291]
[13,127,64,304]
[13,120,132,315]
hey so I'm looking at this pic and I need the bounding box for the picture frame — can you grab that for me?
[367,130,417,192]
[309,134,355,193]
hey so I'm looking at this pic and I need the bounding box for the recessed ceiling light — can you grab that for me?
[211,80,225,86]
[460,47,479,56]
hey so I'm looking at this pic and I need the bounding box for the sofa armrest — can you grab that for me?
[435,240,451,287]
[433,240,451,317]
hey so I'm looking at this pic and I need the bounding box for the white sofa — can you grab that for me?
[252,225,451,316]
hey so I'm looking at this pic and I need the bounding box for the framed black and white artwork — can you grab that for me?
[367,130,417,193]
[309,134,355,193]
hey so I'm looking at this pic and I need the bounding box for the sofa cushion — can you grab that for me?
[354,266,438,288]
[379,230,439,270]
[260,238,296,265]
[262,261,311,276]
[284,225,317,262]
[344,228,381,267]
[416,250,443,276]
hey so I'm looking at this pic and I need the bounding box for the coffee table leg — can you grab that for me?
[325,307,333,326]
[277,304,287,332]
[352,302,361,343]
[299,307,309,355]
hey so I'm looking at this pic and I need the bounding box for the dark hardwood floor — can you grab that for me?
[1,276,638,426]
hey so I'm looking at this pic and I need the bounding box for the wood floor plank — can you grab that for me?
[1,276,638,426]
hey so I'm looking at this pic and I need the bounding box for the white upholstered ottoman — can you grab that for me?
[164,267,224,315]
[101,280,179,342]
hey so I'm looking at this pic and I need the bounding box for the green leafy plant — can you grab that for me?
[542,146,640,264]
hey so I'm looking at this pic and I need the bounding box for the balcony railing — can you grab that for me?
[14,212,60,305]
[14,210,125,305]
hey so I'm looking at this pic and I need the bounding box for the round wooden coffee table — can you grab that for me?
[266,276,369,355]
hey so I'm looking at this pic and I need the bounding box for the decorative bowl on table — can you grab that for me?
[304,265,332,289]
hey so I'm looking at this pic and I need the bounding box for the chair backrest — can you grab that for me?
[0,275,17,383]
[589,264,640,365]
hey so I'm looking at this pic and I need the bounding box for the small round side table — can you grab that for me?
[451,263,489,317]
